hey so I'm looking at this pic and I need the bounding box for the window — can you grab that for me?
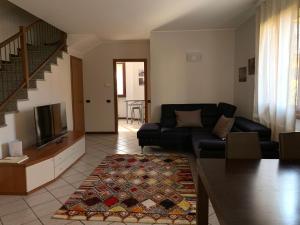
[297,8,300,119]
[116,63,126,97]
[255,0,299,137]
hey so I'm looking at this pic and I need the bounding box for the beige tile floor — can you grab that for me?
[0,120,219,225]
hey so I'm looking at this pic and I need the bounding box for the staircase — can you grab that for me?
[0,20,67,127]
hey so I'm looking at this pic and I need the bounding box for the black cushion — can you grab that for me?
[160,104,218,128]
[161,127,190,139]
[261,141,279,152]
[190,127,212,134]
[233,117,271,140]
[192,133,225,150]
[137,123,161,138]
[192,133,278,159]
[217,102,237,118]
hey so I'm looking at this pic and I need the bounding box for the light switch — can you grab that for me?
[186,52,202,63]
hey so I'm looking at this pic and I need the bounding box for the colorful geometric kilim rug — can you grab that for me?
[53,154,196,224]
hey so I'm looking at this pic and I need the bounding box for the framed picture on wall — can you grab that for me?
[139,78,144,86]
[239,67,247,82]
[248,57,255,75]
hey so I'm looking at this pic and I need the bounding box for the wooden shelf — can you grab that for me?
[0,131,85,195]
[22,131,84,166]
[0,131,84,167]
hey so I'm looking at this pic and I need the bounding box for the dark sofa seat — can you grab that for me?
[192,133,225,158]
[137,102,279,158]
[233,117,271,141]
[193,135,279,159]
[138,102,235,148]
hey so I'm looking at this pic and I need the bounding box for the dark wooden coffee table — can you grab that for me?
[196,159,300,225]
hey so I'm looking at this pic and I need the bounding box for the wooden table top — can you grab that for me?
[197,159,300,225]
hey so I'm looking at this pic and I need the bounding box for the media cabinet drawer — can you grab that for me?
[54,137,85,167]
[55,156,75,177]
[54,147,85,177]
[26,158,54,192]
[54,138,85,177]
[54,145,75,167]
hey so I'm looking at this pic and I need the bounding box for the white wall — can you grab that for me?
[83,41,150,132]
[150,30,235,122]
[0,53,73,154]
[0,0,36,42]
[234,16,256,119]
[118,62,145,118]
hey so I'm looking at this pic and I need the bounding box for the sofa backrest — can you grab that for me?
[217,102,237,118]
[160,104,219,128]
[233,117,271,141]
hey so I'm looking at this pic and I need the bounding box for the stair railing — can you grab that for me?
[0,19,67,111]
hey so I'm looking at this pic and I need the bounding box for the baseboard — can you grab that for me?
[85,131,117,134]
[118,117,140,121]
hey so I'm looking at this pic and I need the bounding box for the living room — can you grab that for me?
[0,0,299,225]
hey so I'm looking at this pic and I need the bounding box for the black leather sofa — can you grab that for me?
[137,103,279,159]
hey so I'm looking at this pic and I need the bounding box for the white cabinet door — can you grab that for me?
[54,137,86,178]
[26,158,54,192]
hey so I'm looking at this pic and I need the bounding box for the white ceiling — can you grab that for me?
[9,0,258,41]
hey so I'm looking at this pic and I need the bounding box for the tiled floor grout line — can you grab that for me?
[23,197,44,225]
[44,188,81,225]
[0,198,31,218]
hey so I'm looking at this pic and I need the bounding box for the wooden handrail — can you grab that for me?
[0,32,20,49]
[30,42,65,80]
[25,19,42,31]
[0,43,66,112]
[0,20,41,49]
[19,26,30,88]
[0,19,67,112]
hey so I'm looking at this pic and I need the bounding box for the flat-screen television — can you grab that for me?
[34,103,68,147]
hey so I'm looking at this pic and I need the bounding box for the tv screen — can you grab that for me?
[34,103,68,147]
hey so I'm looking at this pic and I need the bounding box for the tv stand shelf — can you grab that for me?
[0,131,85,195]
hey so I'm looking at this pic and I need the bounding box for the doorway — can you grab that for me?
[113,59,148,133]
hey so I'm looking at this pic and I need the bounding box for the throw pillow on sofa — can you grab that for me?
[175,110,203,127]
[213,115,235,140]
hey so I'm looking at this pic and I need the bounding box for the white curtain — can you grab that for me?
[254,0,299,139]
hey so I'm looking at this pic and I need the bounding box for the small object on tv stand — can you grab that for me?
[8,140,23,157]
[55,137,64,144]
[0,142,3,159]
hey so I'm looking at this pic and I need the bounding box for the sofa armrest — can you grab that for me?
[233,117,271,140]
[137,123,161,138]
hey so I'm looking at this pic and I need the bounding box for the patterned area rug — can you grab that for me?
[53,154,196,224]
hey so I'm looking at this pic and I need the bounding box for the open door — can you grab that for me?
[113,59,148,133]
[70,56,85,133]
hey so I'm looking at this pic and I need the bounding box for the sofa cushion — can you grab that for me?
[175,110,203,127]
[261,141,279,152]
[190,127,212,134]
[217,102,237,118]
[137,123,161,138]
[160,104,218,128]
[161,127,190,139]
[212,116,235,140]
[192,134,225,158]
[233,117,271,140]
[193,133,225,150]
